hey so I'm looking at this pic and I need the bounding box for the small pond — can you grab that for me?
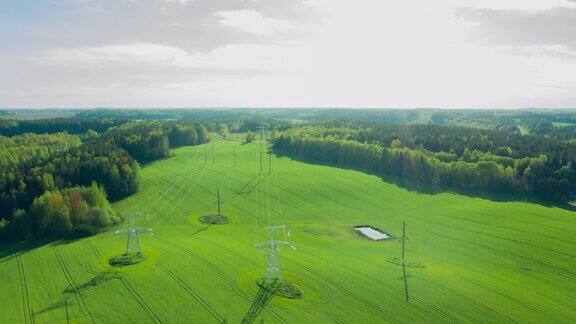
[354,226,389,240]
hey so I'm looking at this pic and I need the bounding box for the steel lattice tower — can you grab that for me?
[256,225,295,283]
[115,212,152,256]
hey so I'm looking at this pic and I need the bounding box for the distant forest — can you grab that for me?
[3,108,576,240]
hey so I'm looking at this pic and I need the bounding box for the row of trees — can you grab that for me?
[273,130,576,203]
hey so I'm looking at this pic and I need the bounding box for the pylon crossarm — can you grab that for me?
[265,225,286,231]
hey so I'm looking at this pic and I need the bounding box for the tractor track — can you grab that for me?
[16,253,34,324]
[52,246,94,323]
[303,246,461,321]
[157,238,239,294]
[158,238,286,323]
[86,242,101,257]
[157,263,225,323]
[119,276,163,324]
[298,263,394,322]
[194,234,343,322]
[128,147,203,226]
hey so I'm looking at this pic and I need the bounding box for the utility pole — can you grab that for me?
[401,221,406,261]
[65,298,70,324]
[400,220,409,302]
[256,225,295,283]
[214,189,224,217]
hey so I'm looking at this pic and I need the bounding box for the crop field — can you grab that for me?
[1,138,576,323]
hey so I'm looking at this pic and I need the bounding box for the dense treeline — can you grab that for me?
[290,124,576,171]
[273,126,576,203]
[0,133,81,170]
[0,117,127,136]
[0,137,140,238]
[0,120,211,241]
[0,183,120,240]
[104,121,210,163]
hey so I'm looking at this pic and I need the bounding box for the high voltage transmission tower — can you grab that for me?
[115,212,153,256]
[256,225,295,283]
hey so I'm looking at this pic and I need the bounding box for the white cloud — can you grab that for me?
[216,10,293,36]
[34,42,286,72]
[40,44,189,67]
[2,0,576,107]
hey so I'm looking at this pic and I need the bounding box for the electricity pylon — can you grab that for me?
[115,212,153,256]
[255,225,295,283]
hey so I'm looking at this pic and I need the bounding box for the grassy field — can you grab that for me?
[1,138,576,323]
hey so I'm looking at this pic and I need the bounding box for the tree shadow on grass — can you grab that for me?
[0,234,92,265]
[241,280,279,324]
[0,239,51,264]
[274,151,576,212]
[0,227,119,263]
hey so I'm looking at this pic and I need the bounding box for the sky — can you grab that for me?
[1,0,576,108]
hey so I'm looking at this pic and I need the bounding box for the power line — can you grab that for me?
[148,165,209,229]
[273,173,284,226]
[128,146,203,225]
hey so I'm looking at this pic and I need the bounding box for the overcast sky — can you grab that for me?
[1,0,576,108]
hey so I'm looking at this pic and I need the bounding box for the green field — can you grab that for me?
[1,139,576,323]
